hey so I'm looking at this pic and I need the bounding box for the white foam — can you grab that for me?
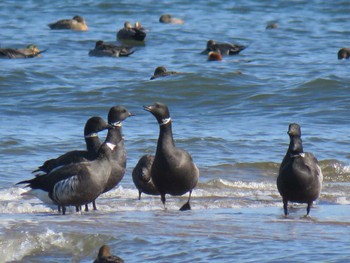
[0,228,68,262]
[335,196,350,205]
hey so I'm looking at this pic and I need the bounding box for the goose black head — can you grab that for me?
[84,116,113,136]
[143,102,171,126]
[108,106,134,127]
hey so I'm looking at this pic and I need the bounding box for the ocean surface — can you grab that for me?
[1,0,350,262]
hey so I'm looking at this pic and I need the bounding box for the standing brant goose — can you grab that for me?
[32,116,112,212]
[17,106,132,214]
[100,106,134,196]
[132,154,159,200]
[277,123,323,216]
[143,102,199,210]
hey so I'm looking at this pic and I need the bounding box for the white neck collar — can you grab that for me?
[110,121,122,127]
[160,117,171,126]
[85,133,98,138]
[291,153,305,158]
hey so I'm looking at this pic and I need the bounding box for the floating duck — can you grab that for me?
[201,40,246,55]
[94,245,124,263]
[48,15,88,31]
[159,14,185,24]
[150,66,182,80]
[337,48,350,59]
[116,21,146,42]
[207,51,222,61]
[0,44,46,59]
[89,40,134,57]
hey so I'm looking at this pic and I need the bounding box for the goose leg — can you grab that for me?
[306,202,312,216]
[283,198,288,216]
[62,206,66,215]
[161,194,166,209]
[138,191,142,200]
[85,204,89,212]
[92,200,97,210]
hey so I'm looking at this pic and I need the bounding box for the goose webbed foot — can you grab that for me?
[180,191,192,211]
[179,201,191,211]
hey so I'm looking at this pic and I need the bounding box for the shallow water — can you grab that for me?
[1,0,350,262]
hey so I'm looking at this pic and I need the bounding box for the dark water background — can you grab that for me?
[1,0,350,262]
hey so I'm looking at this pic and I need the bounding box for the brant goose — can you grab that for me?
[100,106,134,196]
[17,106,132,214]
[277,123,323,216]
[143,102,199,210]
[132,154,159,200]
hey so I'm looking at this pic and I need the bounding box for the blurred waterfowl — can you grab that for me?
[134,21,148,32]
[89,40,134,57]
[48,15,88,31]
[150,66,182,80]
[266,23,278,29]
[94,245,124,263]
[337,48,350,59]
[132,154,159,200]
[143,102,199,211]
[117,21,146,42]
[0,44,46,59]
[207,51,222,61]
[159,14,185,24]
[277,123,323,216]
[201,40,246,55]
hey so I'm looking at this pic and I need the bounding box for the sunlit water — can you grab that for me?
[1,0,350,262]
